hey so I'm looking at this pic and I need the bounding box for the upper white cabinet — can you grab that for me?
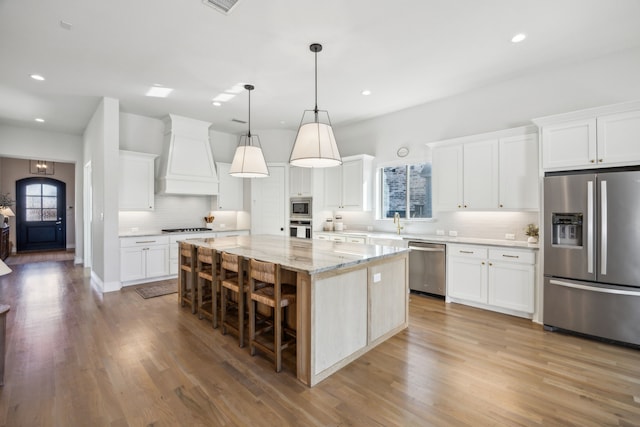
[119,150,157,211]
[499,134,539,209]
[535,101,640,170]
[324,154,374,211]
[216,162,243,211]
[431,127,538,211]
[289,166,313,197]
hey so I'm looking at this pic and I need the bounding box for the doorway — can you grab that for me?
[15,177,66,252]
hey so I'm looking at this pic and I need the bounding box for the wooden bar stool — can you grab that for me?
[248,259,296,373]
[178,242,197,314]
[220,252,249,347]
[197,247,216,326]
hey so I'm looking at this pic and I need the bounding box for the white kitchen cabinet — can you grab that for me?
[488,249,535,313]
[119,151,157,211]
[431,127,538,211]
[324,155,374,211]
[535,101,640,170]
[447,246,488,303]
[289,166,313,197]
[120,235,170,284]
[314,232,367,243]
[432,145,463,211]
[463,140,499,210]
[216,162,243,211]
[541,119,597,170]
[596,110,640,166]
[499,134,539,209]
[168,232,217,275]
[447,244,536,318]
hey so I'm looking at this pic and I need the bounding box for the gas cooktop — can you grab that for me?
[161,227,211,233]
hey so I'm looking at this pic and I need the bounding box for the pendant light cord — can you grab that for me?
[314,48,318,115]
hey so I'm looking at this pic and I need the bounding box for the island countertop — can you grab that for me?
[185,234,409,275]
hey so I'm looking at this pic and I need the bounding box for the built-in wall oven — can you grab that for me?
[290,219,312,239]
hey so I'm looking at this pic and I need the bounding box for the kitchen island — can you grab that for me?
[188,235,409,386]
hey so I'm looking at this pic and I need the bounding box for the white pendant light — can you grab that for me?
[229,84,269,178]
[289,43,342,168]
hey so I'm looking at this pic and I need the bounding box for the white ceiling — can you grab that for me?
[1,0,639,136]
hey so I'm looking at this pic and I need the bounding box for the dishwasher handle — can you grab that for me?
[409,246,445,253]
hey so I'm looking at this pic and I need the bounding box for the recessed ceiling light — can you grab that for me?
[361,89,372,96]
[30,74,45,81]
[212,101,222,107]
[35,118,45,123]
[212,93,235,102]
[511,33,526,43]
[59,20,73,30]
[145,85,173,98]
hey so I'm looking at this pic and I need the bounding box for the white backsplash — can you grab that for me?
[331,210,539,241]
[119,194,242,233]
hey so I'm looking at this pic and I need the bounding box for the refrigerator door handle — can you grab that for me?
[587,180,594,274]
[600,180,607,276]
[549,279,640,297]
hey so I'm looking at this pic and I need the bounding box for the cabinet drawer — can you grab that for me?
[489,249,535,264]
[330,235,346,242]
[120,236,169,248]
[448,245,487,259]
[346,236,366,244]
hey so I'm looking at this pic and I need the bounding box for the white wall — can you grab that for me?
[83,97,120,292]
[0,124,84,262]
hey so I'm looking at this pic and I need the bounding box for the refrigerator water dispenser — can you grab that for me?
[552,213,583,247]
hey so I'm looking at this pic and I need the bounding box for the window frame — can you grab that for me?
[377,161,433,222]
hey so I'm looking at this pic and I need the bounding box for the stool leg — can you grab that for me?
[190,271,197,314]
[212,281,218,329]
[275,304,282,372]
[197,275,204,320]
[221,286,227,335]
[249,296,256,356]
[238,291,245,348]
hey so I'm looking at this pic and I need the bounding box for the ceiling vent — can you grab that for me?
[202,0,241,15]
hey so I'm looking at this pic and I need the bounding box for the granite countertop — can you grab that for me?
[316,230,539,249]
[119,228,249,238]
[186,235,409,275]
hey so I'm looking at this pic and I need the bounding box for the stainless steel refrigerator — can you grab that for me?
[544,169,640,346]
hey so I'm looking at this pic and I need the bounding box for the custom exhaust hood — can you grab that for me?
[157,114,219,195]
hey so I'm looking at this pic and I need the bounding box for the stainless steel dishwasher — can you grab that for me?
[408,241,446,297]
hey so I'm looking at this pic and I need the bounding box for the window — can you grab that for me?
[381,163,432,219]
[25,183,59,222]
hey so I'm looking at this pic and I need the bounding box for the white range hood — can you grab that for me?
[157,114,219,195]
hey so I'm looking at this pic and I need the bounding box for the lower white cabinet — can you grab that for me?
[168,232,217,275]
[120,236,170,283]
[314,232,367,243]
[447,244,535,317]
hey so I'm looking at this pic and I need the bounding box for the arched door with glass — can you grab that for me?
[16,177,66,252]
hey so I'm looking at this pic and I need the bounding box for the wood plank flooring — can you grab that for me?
[0,260,639,426]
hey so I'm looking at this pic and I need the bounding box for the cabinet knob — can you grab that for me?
[457,204,462,208]
[464,204,468,208]
[489,262,493,266]
[590,159,595,163]
[598,159,603,163]
[499,204,503,208]
[481,261,485,265]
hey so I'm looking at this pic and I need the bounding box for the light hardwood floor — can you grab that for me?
[0,260,639,426]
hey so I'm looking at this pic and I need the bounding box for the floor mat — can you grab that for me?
[135,281,178,299]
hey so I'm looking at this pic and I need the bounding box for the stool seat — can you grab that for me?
[251,284,296,307]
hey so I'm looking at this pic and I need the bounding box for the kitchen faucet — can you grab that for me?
[393,212,403,235]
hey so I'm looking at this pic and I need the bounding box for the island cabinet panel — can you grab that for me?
[368,257,407,343]
[313,269,368,375]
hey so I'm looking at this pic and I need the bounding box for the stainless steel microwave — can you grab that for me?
[290,197,312,219]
